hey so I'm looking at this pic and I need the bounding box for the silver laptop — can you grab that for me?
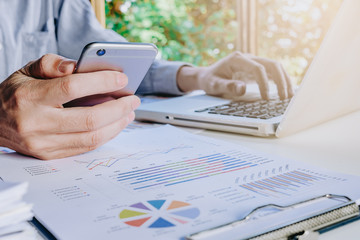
[135,0,360,137]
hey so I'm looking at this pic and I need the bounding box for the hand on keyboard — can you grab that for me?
[177,52,294,100]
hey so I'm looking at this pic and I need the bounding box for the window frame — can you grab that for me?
[236,0,258,55]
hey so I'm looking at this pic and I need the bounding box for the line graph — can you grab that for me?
[74,145,193,170]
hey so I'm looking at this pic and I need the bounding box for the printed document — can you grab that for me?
[0,125,359,239]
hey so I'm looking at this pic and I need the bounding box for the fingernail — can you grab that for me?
[58,60,76,73]
[236,83,246,95]
[115,73,128,88]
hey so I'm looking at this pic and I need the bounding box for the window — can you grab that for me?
[105,0,343,83]
[257,0,342,83]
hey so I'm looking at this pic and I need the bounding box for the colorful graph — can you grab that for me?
[239,170,327,197]
[119,200,200,228]
[116,151,259,191]
[51,186,90,201]
[75,145,193,170]
[23,165,59,176]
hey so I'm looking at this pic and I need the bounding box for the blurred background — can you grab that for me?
[105,0,343,84]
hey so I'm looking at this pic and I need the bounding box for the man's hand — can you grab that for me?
[0,54,140,160]
[177,51,294,100]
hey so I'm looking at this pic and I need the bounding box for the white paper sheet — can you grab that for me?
[0,125,359,240]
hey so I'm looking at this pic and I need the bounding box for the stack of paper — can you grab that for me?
[0,181,36,240]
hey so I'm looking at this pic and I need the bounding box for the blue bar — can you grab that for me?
[197,153,223,159]
[129,158,239,182]
[133,181,167,190]
[165,176,209,186]
[269,176,302,188]
[118,153,226,179]
[117,164,167,176]
[280,174,312,185]
[292,171,325,180]
[117,166,165,180]
[134,167,191,181]
[153,172,197,182]
[221,162,252,171]
[239,185,269,197]
[206,156,234,163]
[262,179,297,191]
[204,158,245,167]
[119,165,189,181]
[285,172,314,181]
[131,172,194,185]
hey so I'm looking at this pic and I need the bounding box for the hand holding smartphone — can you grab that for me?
[70,42,158,105]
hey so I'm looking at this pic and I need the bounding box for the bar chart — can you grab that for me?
[239,170,328,197]
[115,151,261,191]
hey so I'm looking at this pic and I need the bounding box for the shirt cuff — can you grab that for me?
[137,59,189,95]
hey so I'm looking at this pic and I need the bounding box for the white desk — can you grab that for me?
[196,110,360,239]
[15,110,360,240]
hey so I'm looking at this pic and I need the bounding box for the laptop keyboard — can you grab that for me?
[194,98,291,119]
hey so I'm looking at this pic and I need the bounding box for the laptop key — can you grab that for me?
[195,98,292,119]
[258,114,272,119]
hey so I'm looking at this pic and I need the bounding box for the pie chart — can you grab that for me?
[119,200,200,228]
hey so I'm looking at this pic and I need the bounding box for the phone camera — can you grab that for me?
[96,49,106,56]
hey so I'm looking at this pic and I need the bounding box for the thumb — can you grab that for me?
[22,54,76,79]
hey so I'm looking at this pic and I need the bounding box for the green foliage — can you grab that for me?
[106,0,237,66]
[106,0,343,82]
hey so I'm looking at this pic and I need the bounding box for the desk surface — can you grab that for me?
[21,110,360,240]
[196,110,360,239]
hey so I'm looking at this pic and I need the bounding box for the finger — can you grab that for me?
[251,57,288,99]
[207,77,246,96]
[22,54,76,79]
[38,70,128,106]
[29,112,135,160]
[266,62,287,99]
[43,95,140,134]
[227,53,270,99]
[251,65,270,100]
[281,65,295,98]
[59,111,135,153]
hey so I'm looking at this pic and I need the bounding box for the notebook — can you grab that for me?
[135,0,360,137]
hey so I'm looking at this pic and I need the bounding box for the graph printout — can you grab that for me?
[0,125,359,240]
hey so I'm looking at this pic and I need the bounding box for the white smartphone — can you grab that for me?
[76,42,158,97]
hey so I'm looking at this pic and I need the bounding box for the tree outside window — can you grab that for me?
[105,0,343,84]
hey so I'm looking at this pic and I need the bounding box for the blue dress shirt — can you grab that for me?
[0,0,185,95]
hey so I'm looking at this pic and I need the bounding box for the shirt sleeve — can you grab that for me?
[55,0,186,95]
